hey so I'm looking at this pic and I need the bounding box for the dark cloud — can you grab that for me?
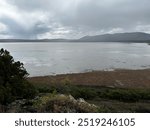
[0,16,51,39]
[0,0,150,39]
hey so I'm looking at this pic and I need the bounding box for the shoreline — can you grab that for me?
[28,68,150,77]
[28,69,150,89]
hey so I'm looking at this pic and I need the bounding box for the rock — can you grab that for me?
[78,98,86,103]
[5,94,98,113]
[69,95,76,101]
[59,94,66,98]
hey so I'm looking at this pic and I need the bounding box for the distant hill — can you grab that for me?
[0,39,70,42]
[78,32,150,42]
[0,32,150,43]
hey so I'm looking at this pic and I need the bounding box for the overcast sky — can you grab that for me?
[0,0,150,39]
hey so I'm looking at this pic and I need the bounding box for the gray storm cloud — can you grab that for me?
[0,0,150,39]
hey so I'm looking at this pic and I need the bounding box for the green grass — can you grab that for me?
[36,84,150,102]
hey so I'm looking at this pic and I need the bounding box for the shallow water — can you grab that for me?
[0,42,150,76]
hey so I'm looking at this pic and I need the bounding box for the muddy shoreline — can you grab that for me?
[28,69,150,89]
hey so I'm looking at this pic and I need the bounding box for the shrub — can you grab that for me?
[0,48,37,105]
[34,94,98,113]
[71,87,98,100]
[97,88,150,102]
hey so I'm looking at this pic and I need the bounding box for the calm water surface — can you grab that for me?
[0,42,150,76]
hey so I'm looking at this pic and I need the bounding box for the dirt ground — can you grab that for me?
[28,69,150,89]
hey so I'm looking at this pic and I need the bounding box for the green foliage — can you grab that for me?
[0,48,28,86]
[33,93,56,109]
[0,48,37,105]
[71,87,97,100]
[0,85,13,104]
[34,84,57,93]
[36,81,150,103]
[98,88,150,102]
[59,77,72,94]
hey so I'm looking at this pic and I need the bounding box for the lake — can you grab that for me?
[0,42,150,76]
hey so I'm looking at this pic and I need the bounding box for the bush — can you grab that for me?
[70,87,98,100]
[97,88,150,102]
[34,94,98,113]
[0,48,37,105]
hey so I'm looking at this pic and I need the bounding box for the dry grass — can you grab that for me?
[28,69,150,89]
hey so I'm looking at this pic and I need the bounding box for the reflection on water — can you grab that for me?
[0,42,150,76]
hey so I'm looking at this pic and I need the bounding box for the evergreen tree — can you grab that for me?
[0,48,37,105]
